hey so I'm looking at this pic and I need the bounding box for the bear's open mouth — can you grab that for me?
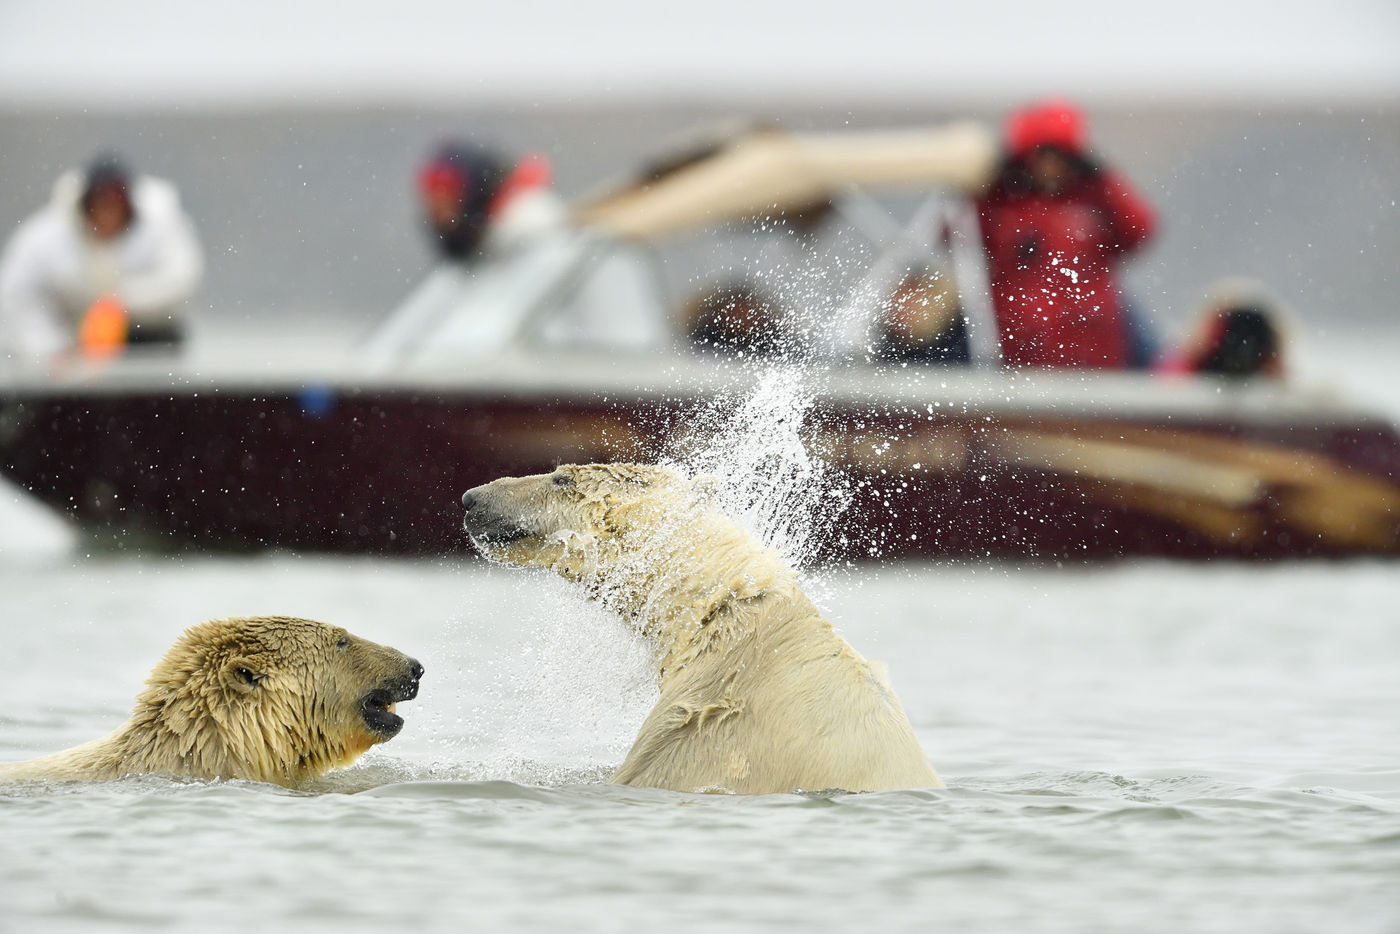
[359,669,420,739]
[359,689,403,737]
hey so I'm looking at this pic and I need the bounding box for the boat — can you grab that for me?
[1,123,1397,560]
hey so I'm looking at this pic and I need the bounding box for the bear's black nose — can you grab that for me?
[461,490,477,511]
[388,658,424,702]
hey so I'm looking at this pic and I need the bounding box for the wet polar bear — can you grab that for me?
[0,616,424,788]
[461,463,941,794]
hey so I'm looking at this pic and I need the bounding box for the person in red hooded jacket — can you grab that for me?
[974,100,1157,368]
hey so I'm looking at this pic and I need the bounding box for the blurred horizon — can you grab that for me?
[2,0,1398,109]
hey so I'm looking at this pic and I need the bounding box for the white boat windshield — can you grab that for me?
[361,232,668,369]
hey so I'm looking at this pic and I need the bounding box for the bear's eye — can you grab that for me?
[234,667,260,686]
[552,473,573,488]
[336,637,349,650]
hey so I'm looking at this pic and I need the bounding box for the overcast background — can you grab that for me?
[4,1,1398,106]
[0,0,1395,342]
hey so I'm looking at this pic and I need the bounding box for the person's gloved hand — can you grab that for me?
[78,295,129,358]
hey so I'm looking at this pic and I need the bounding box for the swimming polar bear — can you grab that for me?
[0,616,423,788]
[461,462,940,795]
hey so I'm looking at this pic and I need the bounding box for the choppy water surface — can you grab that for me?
[1,553,1396,934]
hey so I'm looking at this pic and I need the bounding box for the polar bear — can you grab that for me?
[461,463,941,794]
[0,616,424,788]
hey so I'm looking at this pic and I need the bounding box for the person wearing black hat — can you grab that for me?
[415,140,565,262]
[367,137,664,363]
[0,153,204,366]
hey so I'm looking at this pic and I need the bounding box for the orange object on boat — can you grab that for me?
[78,296,129,358]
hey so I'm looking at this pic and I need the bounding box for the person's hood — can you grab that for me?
[1005,99,1087,158]
[49,170,182,232]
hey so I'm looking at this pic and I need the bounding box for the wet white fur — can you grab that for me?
[470,463,941,794]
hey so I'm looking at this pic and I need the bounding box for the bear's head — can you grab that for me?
[130,616,423,786]
[460,463,709,574]
[462,463,806,680]
[461,463,791,645]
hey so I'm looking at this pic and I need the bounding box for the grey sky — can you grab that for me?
[2,0,1397,106]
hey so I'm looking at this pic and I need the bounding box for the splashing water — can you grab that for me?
[661,225,924,572]
[662,365,845,572]
[422,569,658,785]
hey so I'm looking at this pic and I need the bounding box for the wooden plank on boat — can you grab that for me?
[989,431,1265,506]
[988,426,1400,552]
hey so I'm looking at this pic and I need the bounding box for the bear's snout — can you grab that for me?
[461,487,489,533]
[461,486,492,531]
[403,658,425,699]
[388,658,425,701]
[461,484,532,546]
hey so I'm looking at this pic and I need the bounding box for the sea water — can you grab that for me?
[0,553,1396,933]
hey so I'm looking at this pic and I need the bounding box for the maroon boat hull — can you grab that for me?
[3,382,1397,560]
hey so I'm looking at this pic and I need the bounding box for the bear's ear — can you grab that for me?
[223,658,265,695]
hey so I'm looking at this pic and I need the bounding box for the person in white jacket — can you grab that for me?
[0,154,204,367]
